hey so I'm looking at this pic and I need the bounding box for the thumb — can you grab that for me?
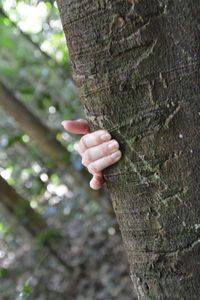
[61,119,91,134]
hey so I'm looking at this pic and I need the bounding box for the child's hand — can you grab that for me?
[62,119,122,190]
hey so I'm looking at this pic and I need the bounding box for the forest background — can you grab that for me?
[0,0,137,299]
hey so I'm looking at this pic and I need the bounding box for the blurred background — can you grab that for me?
[0,0,136,299]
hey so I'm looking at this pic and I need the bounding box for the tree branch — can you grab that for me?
[0,175,73,271]
[0,80,70,166]
[0,6,73,82]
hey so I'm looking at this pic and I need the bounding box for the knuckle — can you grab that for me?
[79,136,88,152]
[83,150,91,165]
[80,135,87,147]
[102,143,110,156]
[95,130,103,136]
[107,156,114,165]
[88,163,98,174]
[93,131,103,142]
[81,158,86,166]
[93,135,100,145]
[75,142,81,153]
[105,154,115,166]
[98,129,107,136]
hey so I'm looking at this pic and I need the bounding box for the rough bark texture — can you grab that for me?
[56,0,200,299]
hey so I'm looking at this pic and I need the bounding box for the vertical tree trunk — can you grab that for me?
[56,0,200,298]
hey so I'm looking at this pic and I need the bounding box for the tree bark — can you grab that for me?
[56,0,200,299]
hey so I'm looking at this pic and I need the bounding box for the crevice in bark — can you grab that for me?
[108,39,156,59]
[109,14,125,34]
[104,157,166,179]
[154,236,200,256]
[79,61,199,98]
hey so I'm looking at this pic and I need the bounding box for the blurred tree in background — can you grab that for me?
[0,1,136,299]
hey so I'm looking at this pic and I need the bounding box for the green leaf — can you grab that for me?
[0,268,9,278]
[0,223,11,233]
[23,285,33,294]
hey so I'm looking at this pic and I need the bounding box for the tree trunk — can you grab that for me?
[56,0,200,299]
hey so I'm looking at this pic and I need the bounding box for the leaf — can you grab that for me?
[23,285,33,294]
[0,268,9,278]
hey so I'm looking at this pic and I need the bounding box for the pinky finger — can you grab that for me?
[90,173,105,190]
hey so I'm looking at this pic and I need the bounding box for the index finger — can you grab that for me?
[62,119,91,134]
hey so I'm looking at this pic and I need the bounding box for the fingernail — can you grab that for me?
[110,150,121,160]
[108,140,119,151]
[101,133,111,141]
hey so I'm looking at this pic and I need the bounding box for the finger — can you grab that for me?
[90,173,105,190]
[78,130,111,153]
[88,150,122,175]
[61,119,91,134]
[82,140,119,165]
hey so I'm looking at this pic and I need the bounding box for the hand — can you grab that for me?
[62,119,122,190]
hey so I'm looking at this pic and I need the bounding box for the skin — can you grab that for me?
[62,119,122,190]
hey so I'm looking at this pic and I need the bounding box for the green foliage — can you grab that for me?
[0,268,9,278]
[0,223,11,234]
[0,1,81,201]
[15,277,33,300]
[36,228,62,247]
[16,286,33,300]
[0,1,80,122]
